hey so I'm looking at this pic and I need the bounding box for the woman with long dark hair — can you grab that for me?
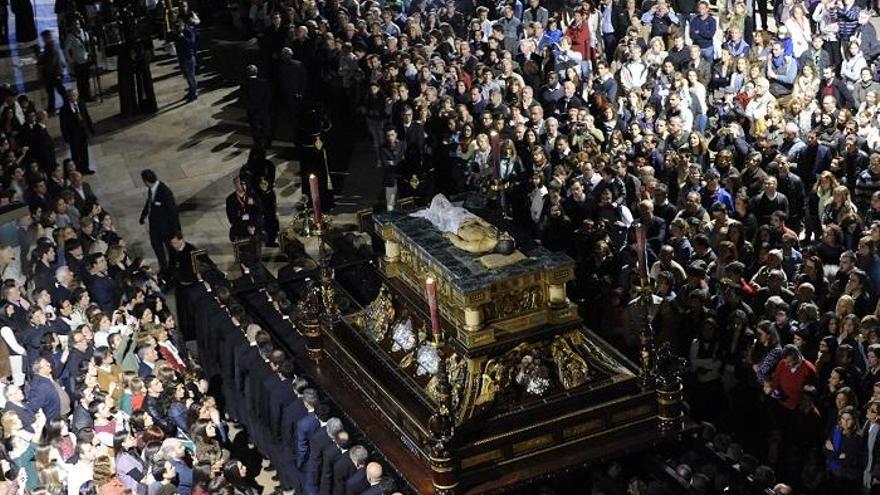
[222,459,260,495]
[114,431,147,494]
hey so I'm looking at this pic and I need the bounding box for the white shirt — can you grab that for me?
[67,462,94,495]
[147,181,160,216]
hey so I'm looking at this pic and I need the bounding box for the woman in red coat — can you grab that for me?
[565,9,593,63]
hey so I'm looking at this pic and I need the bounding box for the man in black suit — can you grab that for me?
[359,462,385,495]
[24,110,55,175]
[241,65,271,149]
[304,417,344,495]
[333,444,365,495]
[319,430,349,495]
[343,467,368,495]
[397,106,427,200]
[225,174,263,243]
[139,170,181,278]
[66,171,97,212]
[168,231,211,340]
[554,81,583,124]
[240,148,278,247]
[277,382,312,491]
[59,89,94,174]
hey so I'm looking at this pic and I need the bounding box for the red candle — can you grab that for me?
[309,174,322,225]
[425,277,441,340]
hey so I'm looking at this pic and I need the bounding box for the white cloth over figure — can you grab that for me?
[410,194,478,235]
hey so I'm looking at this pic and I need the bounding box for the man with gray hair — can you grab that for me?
[304,417,344,495]
[52,265,74,307]
[159,437,193,494]
[779,122,806,162]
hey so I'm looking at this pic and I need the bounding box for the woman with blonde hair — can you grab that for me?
[36,460,65,495]
[823,185,859,226]
[836,294,855,319]
[643,36,667,68]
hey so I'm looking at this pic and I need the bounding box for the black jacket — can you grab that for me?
[140,181,181,240]
[319,442,342,495]
[332,454,356,495]
[59,100,94,143]
[145,394,177,435]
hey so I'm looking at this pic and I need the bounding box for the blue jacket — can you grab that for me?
[174,26,198,61]
[295,412,319,469]
[86,273,119,313]
[689,15,716,48]
[170,459,193,495]
[27,374,60,420]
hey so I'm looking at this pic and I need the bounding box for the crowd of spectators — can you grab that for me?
[241,0,880,491]
[0,84,297,493]
[10,0,880,489]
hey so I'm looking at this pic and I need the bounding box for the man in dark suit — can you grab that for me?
[58,88,94,174]
[139,170,181,278]
[333,444,365,495]
[279,47,307,132]
[296,401,325,482]
[240,148,278,247]
[554,81,583,123]
[27,357,61,420]
[796,131,832,191]
[241,65,271,149]
[343,467,368,495]
[304,417,343,495]
[397,106,427,200]
[84,253,119,313]
[66,171,97,212]
[19,306,69,371]
[168,232,213,341]
[359,462,385,495]
[225,175,263,242]
[275,381,311,491]
[320,430,349,495]
[3,385,36,431]
[137,344,159,378]
[24,110,55,175]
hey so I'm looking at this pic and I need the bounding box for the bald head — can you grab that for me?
[366,462,383,484]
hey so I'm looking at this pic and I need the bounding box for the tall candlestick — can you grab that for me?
[426,277,441,342]
[309,174,322,226]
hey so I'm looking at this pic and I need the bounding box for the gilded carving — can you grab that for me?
[551,335,590,390]
[475,359,507,406]
[482,286,543,322]
[358,285,395,342]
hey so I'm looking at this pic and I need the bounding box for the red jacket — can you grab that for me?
[565,22,593,62]
[772,359,817,410]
